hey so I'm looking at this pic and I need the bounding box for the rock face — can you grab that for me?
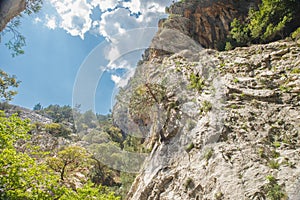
[164,0,260,49]
[0,0,26,32]
[114,38,300,199]
[113,2,300,198]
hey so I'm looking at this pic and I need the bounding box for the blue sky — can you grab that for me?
[0,0,173,114]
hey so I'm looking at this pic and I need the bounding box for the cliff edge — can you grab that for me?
[113,0,300,199]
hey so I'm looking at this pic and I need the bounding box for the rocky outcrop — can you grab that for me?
[115,38,300,199]
[162,0,261,49]
[0,0,26,32]
[112,1,300,199]
[0,103,53,124]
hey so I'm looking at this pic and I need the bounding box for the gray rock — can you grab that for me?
[121,39,300,200]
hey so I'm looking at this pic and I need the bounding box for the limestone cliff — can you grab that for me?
[112,1,300,199]
[122,38,300,200]
[164,0,260,49]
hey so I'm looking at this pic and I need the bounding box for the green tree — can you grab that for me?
[0,111,65,199]
[0,69,20,101]
[60,182,120,200]
[47,146,91,181]
[33,102,42,110]
[89,157,117,187]
[129,83,166,126]
[248,0,297,42]
[118,172,136,198]
[82,130,111,144]
[228,0,300,47]
[40,104,74,124]
[45,122,72,137]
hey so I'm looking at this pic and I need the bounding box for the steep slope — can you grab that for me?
[111,1,300,199]
[163,0,260,49]
[122,38,300,200]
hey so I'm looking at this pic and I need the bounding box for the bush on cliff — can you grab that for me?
[227,0,300,49]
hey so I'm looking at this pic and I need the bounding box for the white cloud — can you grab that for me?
[123,0,141,14]
[118,67,135,88]
[96,0,172,40]
[110,60,133,88]
[114,22,126,35]
[91,0,119,12]
[105,45,121,66]
[46,0,173,39]
[111,75,121,85]
[34,17,42,24]
[45,0,174,91]
[48,0,92,39]
[45,15,57,30]
[111,67,135,88]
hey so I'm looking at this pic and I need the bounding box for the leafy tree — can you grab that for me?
[229,18,251,46]
[83,130,111,144]
[40,104,74,124]
[89,157,118,187]
[122,134,144,153]
[249,0,295,42]
[119,172,136,196]
[87,142,124,171]
[0,112,121,199]
[33,102,42,110]
[45,122,72,137]
[60,182,120,200]
[0,111,66,199]
[0,70,20,101]
[47,146,91,181]
[104,126,123,145]
[2,17,26,57]
[129,83,166,126]
[228,0,300,48]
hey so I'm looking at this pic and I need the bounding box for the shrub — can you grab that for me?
[185,143,194,153]
[45,123,71,137]
[273,141,281,148]
[291,27,300,39]
[188,72,205,93]
[268,160,280,169]
[184,177,194,189]
[228,0,300,48]
[225,41,234,51]
[199,100,212,114]
[264,175,287,200]
[204,148,214,161]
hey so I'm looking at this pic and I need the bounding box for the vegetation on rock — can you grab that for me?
[227,0,300,49]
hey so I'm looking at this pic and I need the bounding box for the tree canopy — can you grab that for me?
[0,111,120,199]
[0,70,20,102]
[226,0,300,49]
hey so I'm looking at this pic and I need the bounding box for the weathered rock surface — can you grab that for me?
[116,39,300,199]
[0,103,52,124]
[164,0,260,49]
[0,0,25,32]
